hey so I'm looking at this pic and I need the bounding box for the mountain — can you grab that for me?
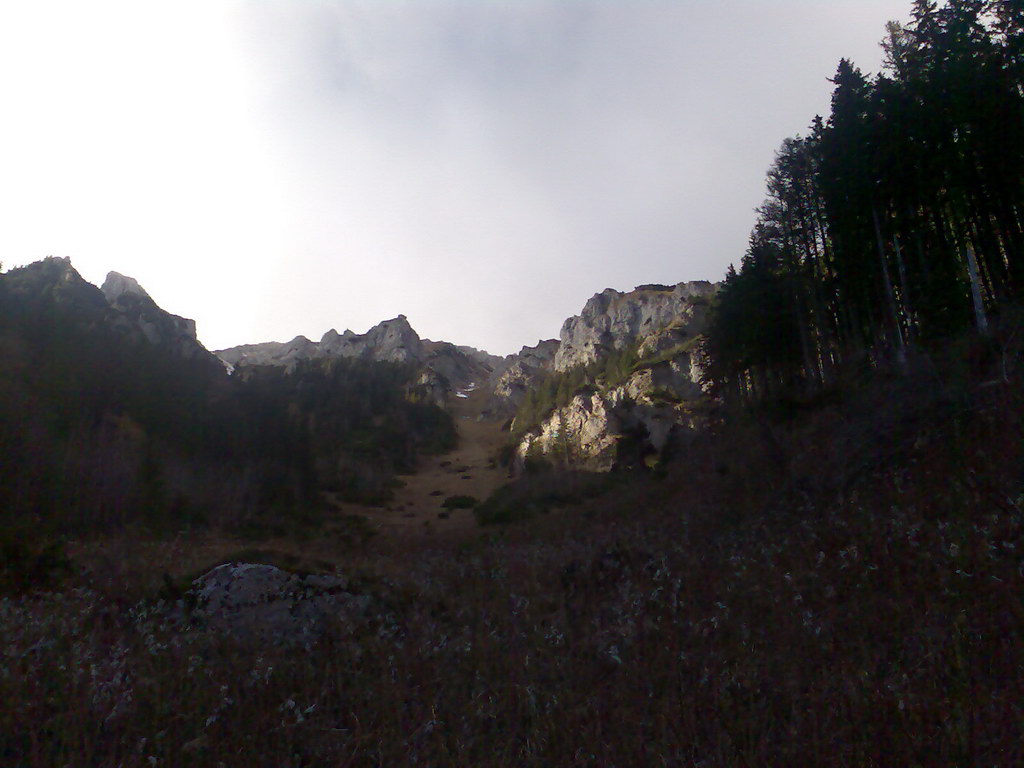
[101,271,213,361]
[497,280,718,471]
[2,257,220,367]
[217,316,503,404]
[483,339,560,420]
[218,315,422,370]
[555,281,716,371]
[0,258,456,533]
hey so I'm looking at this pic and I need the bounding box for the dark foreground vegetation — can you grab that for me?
[2,329,1022,766]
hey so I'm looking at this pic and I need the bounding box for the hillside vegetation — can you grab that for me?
[0,259,455,543]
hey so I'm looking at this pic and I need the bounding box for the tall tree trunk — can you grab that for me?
[893,234,914,343]
[872,204,906,366]
[964,242,990,335]
[947,203,990,335]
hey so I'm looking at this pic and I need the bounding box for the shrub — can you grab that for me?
[441,495,479,510]
[0,525,72,595]
[474,471,617,526]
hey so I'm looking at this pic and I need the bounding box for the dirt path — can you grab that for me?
[335,381,511,538]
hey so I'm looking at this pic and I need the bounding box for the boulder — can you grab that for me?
[184,563,370,647]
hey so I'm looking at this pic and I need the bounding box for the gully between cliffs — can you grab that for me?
[334,381,510,537]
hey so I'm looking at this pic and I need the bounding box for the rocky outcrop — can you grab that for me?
[3,259,213,362]
[100,271,151,303]
[554,282,716,372]
[509,281,718,470]
[515,363,707,472]
[217,317,499,402]
[101,271,206,357]
[319,315,424,364]
[483,339,559,420]
[182,563,371,648]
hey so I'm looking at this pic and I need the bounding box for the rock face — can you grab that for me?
[183,563,371,647]
[3,259,213,363]
[101,271,204,357]
[555,282,716,372]
[217,316,424,371]
[217,317,501,404]
[509,281,718,470]
[515,370,707,472]
[484,339,559,420]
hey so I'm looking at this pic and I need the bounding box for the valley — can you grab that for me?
[329,379,510,537]
[3,4,1024,762]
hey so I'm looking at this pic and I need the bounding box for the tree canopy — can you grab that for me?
[704,0,1024,404]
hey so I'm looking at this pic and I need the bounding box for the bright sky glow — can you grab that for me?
[0,1,909,356]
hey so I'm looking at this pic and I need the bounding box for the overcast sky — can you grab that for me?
[0,1,910,356]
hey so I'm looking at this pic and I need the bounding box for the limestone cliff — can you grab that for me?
[554,281,716,372]
[515,363,707,472]
[508,281,717,470]
[101,271,206,358]
[483,339,559,420]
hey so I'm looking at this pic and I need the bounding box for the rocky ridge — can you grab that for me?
[3,258,215,364]
[6,258,717,473]
[555,281,716,371]
[101,271,206,359]
[500,281,718,471]
[217,317,504,405]
[483,339,560,420]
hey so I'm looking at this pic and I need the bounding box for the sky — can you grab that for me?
[0,0,911,356]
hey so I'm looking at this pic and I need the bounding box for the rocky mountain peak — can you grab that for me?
[554,281,717,372]
[316,315,424,364]
[101,271,151,303]
[96,270,200,348]
[216,315,496,401]
[3,258,212,364]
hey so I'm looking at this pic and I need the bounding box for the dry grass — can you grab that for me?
[338,383,510,538]
[2,361,1023,766]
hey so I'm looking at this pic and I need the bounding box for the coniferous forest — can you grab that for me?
[0,257,456,543]
[704,0,1024,403]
